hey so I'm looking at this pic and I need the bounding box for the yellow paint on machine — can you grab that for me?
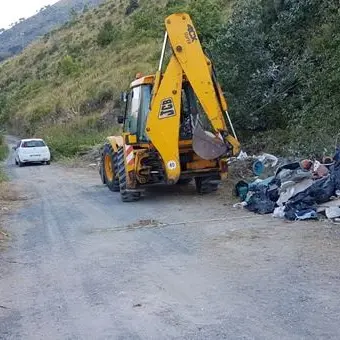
[146,56,183,184]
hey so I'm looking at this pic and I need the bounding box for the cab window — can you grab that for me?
[138,85,152,142]
[124,86,141,134]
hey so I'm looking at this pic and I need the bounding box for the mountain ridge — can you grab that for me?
[0,0,105,61]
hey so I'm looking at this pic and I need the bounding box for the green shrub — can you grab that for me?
[57,55,81,76]
[210,0,340,154]
[0,94,9,125]
[42,118,118,158]
[97,21,120,47]
[131,6,163,38]
[28,105,53,125]
[0,134,8,161]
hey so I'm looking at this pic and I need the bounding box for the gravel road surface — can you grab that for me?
[1,136,340,339]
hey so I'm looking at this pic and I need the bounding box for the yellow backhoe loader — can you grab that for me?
[99,12,241,202]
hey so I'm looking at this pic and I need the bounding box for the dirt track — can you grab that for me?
[1,136,340,339]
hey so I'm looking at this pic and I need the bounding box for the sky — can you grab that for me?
[0,0,59,29]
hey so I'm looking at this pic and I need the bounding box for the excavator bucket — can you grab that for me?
[192,123,227,160]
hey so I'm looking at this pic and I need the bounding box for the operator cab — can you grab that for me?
[119,74,212,143]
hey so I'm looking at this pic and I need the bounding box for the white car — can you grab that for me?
[14,138,51,167]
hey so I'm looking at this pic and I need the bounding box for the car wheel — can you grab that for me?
[46,161,50,165]
[18,160,24,167]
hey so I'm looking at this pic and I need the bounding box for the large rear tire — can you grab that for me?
[103,143,120,192]
[195,176,220,194]
[117,147,141,202]
[99,153,106,184]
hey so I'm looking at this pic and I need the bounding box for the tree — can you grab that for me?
[210,0,340,154]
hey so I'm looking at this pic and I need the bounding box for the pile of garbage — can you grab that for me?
[234,148,340,222]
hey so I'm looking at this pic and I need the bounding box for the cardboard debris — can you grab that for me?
[325,207,340,219]
[317,198,340,213]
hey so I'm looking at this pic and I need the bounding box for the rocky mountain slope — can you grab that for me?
[0,0,105,61]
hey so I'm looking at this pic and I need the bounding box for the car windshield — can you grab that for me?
[21,140,46,148]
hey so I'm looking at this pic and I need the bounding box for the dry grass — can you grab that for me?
[0,0,153,120]
[0,182,28,243]
[0,182,27,217]
[0,183,22,248]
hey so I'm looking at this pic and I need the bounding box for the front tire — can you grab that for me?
[117,147,141,202]
[103,143,120,192]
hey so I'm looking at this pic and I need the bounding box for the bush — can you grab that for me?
[0,134,8,161]
[131,0,222,41]
[0,94,9,125]
[41,117,118,158]
[28,105,53,125]
[97,21,120,47]
[210,0,340,154]
[57,55,81,76]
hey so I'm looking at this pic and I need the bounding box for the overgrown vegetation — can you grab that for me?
[0,0,339,159]
[211,0,340,156]
[0,134,8,182]
[97,21,120,47]
[0,135,8,161]
[42,116,119,158]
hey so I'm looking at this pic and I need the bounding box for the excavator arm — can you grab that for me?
[146,13,240,184]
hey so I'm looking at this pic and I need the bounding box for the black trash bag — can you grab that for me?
[310,176,335,204]
[245,184,276,214]
[288,175,334,205]
[275,162,301,176]
[275,162,301,180]
[268,185,280,202]
[284,175,335,220]
[284,200,317,221]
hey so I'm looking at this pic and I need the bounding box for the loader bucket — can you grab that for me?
[192,123,227,160]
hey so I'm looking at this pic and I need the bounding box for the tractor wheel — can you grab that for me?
[99,153,106,184]
[103,143,120,192]
[117,147,141,202]
[176,178,192,185]
[195,176,220,194]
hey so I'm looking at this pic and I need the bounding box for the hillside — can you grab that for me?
[0,0,105,61]
[0,0,231,157]
[0,0,339,158]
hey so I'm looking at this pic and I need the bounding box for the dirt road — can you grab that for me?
[1,136,340,339]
